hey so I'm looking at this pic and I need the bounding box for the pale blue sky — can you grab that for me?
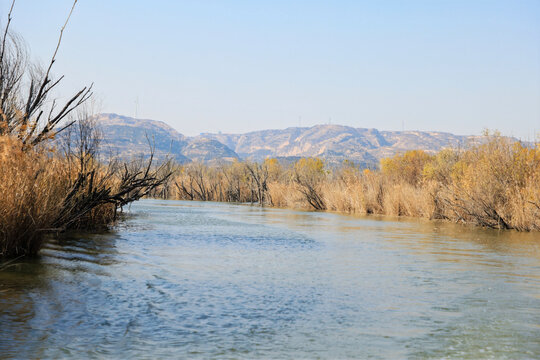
[1,0,539,139]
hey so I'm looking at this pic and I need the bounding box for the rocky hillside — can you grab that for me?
[95,114,239,164]
[95,114,484,167]
[199,125,472,167]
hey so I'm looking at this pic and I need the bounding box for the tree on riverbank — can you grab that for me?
[0,0,91,146]
[166,135,540,231]
[0,1,173,257]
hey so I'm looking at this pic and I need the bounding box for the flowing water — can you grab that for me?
[1,199,540,359]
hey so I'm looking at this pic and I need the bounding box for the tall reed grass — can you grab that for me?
[0,137,64,256]
[168,135,540,231]
[0,132,172,257]
[0,3,173,258]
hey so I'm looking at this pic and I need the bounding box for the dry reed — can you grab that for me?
[168,134,540,231]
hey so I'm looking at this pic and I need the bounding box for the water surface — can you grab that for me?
[1,199,540,359]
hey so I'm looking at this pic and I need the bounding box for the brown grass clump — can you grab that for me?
[382,182,433,217]
[0,136,119,256]
[267,182,300,208]
[0,4,174,257]
[358,170,385,214]
[322,166,364,214]
[0,137,64,256]
[0,132,173,257]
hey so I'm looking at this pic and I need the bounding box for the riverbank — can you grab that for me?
[0,4,174,258]
[0,132,172,257]
[169,134,540,231]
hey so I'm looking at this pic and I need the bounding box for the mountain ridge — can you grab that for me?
[96,113,239,164]
[95,113,488,167]
[197,123,473,166]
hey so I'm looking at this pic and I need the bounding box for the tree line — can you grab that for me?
[159,134,540,232]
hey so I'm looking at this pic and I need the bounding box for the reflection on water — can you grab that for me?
[1,199,539,359]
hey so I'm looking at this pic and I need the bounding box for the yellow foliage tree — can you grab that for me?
[380,150,433,186]
[293,158,327,210]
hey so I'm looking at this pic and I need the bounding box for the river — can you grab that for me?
[1,199,539,359]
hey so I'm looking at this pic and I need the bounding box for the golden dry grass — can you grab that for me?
[0,137,65,256]
[0,136,119,257]
[170,135,540,231]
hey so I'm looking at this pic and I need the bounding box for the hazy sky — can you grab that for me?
[1,0,539,138]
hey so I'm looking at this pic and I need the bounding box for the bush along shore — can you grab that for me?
[0,2,172,257]
[165,134,540,232]
[0,124,172,257]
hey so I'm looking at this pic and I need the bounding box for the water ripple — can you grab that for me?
[1,199,539,359]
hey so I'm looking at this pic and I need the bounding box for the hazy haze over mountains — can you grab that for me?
[96,113,478,167]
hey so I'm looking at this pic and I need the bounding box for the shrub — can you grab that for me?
[381,150,433,186]
[165,134,539,231]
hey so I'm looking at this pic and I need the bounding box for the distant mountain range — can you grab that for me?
[95,113,482,167]
[95,114,238,164]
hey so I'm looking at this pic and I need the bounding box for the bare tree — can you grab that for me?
[0,0,92,147]
[55,114,174,230]
[245,161,270,206]
[292,159,327,210]
[176,163,214,201]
